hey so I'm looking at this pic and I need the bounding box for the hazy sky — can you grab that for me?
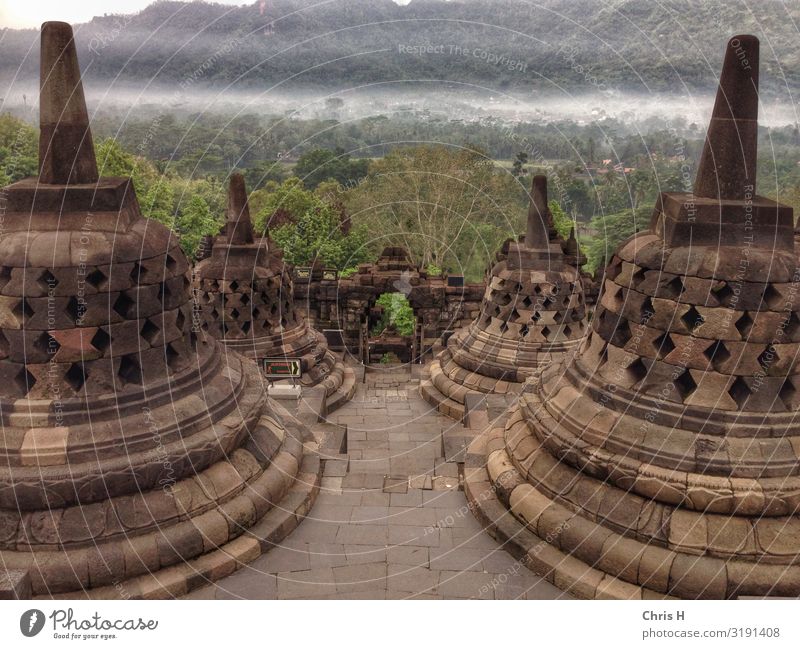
[0,0,412,29]
[0,1,238,28]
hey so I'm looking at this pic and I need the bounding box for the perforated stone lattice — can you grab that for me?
[197,274,299,340]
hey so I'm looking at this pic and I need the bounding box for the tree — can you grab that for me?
[270,203,369,270]
[548,200,573,240]
[511,152,528,177]
[142,180,176,229]
[0,114,38,183]
[585,209,643,275]
[177,195,221,259]
[373,293,415,336]
[254,178,368,269]
[344,145,522,281]
[242,161,289,191]
[293,148,368,190]
[252,177,324,232]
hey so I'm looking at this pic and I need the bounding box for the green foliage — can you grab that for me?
[94,137,225,257]
[294,148,368,190]
[340,266,358,278]
[548,200,573,240]
[253,177,321,231]
[95,137,153,189]
[345,145,523,282]
[274,209,368,269]
[585,209,640,275]
[177,195,222,259]
[242,161,290,191]
[0,114,38,183]
[511,152,528,177]
[142,180,176,228]
[373,293,415,336]
[426,264,443,276]
[255,177,368,269]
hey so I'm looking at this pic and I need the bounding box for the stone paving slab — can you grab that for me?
[189,366,570,600]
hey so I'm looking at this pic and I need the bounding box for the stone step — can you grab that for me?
[462,434,653,601]
[51,421,323,600]
[322,453,349,477]
[323,367,357,415]
[442,426,480,463]
[0,570,31,600]
[312,422,348,457]
[296,384,326,426]
[485,393,518,425]
[464,391,490,430]
[419,378,465,422]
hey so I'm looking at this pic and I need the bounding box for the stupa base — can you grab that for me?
[465,396,800,600]
[463,425,674,600]
[1,396,321,600]
[420,347,523,422]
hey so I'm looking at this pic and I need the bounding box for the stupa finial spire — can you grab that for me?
[693,34,759,200]
[38,21,98,184]
[526,174,551,248]
[226,172,254,244]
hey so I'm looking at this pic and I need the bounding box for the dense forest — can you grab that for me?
[3,108,800,282]
[1,0,799,94]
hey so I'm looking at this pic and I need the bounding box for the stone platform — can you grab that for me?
[184,367,569,599]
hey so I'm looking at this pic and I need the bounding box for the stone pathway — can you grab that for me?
[186,365,569,599]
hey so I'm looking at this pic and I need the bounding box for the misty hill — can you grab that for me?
[1,0,799,96]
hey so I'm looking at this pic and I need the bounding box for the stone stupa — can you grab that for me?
[193,173,353,409]
[0,22,320,599]
[465,35,800,599]
[421,175,587,421]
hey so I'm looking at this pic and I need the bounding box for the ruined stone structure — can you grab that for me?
[421,176,587,421]
[466,35,800,598]
[0,23,320,599]
[193,173,354,409]
[294,246,484,358]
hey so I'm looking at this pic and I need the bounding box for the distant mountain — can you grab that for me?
[1,0,798,96]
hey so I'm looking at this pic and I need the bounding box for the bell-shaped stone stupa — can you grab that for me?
[421,175,587,421]
[466,35,800,599]
[193,173,353,407]
[0,23,320,599]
